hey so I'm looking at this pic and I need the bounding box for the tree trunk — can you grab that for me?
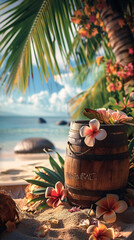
[101,5,134,89]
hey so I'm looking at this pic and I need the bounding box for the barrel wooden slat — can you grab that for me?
[65,121,129,207]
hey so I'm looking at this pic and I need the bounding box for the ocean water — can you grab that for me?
[0,116,70,161]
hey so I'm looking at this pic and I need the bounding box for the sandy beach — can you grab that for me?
[0,138,66,199]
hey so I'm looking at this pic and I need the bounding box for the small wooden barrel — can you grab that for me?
[65,121,129,207]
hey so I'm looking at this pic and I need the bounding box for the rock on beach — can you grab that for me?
[14,138,55,154]
[38,118,46,123]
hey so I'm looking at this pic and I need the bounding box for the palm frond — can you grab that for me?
[0,0,87,93]
[68,66,111,120]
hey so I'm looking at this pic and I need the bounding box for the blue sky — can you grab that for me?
[0,59,92,116]
[0,0,93,117]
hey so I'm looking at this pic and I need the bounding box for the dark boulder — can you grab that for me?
[38,118,46,123]
[56,120,68,125]
[14,138,55,154]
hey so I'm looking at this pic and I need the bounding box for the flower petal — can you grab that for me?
[96,196,109,209]
[60,189,67,201]
[53,198,62,208]
[89,118,100,131]
[89,235,97,240]
[46,198,55,207]
[87,225,96,234]
[55,181,63,195]
[45,187,54,198]
[96,206,107,218]
[84,135,95,147]
[113,200,128,213]
[104,228,115,239]
[106,194,119,209]
[80,126,92,137]
[98,222,107,231]
[95,129,107,141]
[103,210,116,223]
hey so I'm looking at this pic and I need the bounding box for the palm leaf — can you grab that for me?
[25,152,65,209]
[0,0,91,93]
[36,166,63,183]
[25,179,54,188]
[69,64,110,120]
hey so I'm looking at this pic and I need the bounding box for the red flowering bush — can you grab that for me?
[106,60,133,93]
[71,0,106,39]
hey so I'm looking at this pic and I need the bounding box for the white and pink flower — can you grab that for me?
[80,119,107,147]
[111,110,133,124]
[45,181,67,208]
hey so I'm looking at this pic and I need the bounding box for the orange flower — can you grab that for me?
[96,194,128,223]
[84,5,91,16]
[78,28,89,37]
[118,19,125,28]
[107,42,111,47]
[92,28,98,36]
[73,10,83,17]
[100,21,104,27]
[96,56,104,65]
[96,12,100,19]
[71,17,81,24]
[115,81,122,91]
[91,6,95,12]
[87,222,114,240]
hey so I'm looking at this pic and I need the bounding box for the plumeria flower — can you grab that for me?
[34,224,49,237]
[87,222,114,240]
[111,110,133,124]
[96,194,128,223]
[80,119,107,147]
[45,181,67,208]
[96,108,113,124]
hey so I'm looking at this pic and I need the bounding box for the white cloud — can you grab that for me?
[0,73,82,116]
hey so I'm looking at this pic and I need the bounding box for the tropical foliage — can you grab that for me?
[0,0,134,119]
[25,151,65,210]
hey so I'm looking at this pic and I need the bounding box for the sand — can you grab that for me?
[1,201,134,240]
[0,150,134,239]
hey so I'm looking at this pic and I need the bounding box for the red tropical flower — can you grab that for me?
[45,181,67,208]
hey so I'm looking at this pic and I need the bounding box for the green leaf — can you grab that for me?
[36,166,62,183]
[48,154,64,182]
[25,179,54,188]
[37,201,48,210]
[27,195,45,204]
[32,188,46,195]
[56,152,65,168]
[34,171,56,186]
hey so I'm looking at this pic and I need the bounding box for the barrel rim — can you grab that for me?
[72,121,125,127]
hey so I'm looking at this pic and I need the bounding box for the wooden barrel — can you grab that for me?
[65,121,129,207]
